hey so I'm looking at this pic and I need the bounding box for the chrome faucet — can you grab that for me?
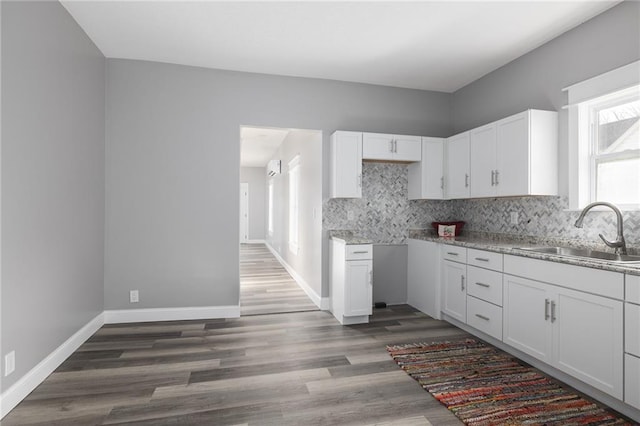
[574,202,627,255]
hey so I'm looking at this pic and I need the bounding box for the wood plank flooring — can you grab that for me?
[240,243,318,316]
[2,305,470,425]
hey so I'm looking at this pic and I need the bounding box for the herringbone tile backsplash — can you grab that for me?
[324,162,640,250]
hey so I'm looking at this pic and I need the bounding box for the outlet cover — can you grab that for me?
[130,290,139,303]
[347,210,355,221]
[5,351,15,376]
[510,211,519,225]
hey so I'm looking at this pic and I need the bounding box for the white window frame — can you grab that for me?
[267,179,274,236]
[566,60,640,211]
[288,155,301,255]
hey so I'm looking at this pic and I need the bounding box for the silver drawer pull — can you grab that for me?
[475,257,490,262]
[352,251,369,254]
[475,282,490,288]
[447,252,459,256]
[475,314,490,321]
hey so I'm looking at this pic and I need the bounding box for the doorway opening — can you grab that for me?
[239,125,323,316]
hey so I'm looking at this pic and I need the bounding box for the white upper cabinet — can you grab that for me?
[469,109,558,198]
[445,132,470,199]
[330,131,362,198]
[408,137,445,200]
[362,132,421,162]
[470,124,497,197]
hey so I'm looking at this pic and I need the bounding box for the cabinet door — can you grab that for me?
[503,275,553,363]
[408,137,445,200]
[445,132,470,199]
[625,354,640,410]
[362,132,394,160]
[441,260,467,322]
[470,124,497,197]
[553,287,623,399]
[407,239,440,319]
[393,135,422,162]
[344,260,373,316]
[330,131,362,198]
[496,112,530,196]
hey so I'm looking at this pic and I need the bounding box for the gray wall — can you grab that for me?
[240,166,266,241]
[452,0,640,196]
[1,1,105,391]
[265,129,323,297]
[105,58,452,309]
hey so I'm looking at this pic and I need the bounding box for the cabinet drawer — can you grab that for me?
[627,274,640,304]
[625,354,640,410]
[467,265,503,306]
[627,302,640,357]
[504,254,624,300]
[441,245,467,263]
[346,244,373,260]
[467,248,503,271]
[467,296,503,340]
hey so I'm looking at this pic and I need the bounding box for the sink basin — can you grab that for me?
[516,246,640,263]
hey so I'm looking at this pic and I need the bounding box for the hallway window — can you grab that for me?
[288,155,300,254]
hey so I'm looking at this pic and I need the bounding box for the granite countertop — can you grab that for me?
[328,230,374,245]
[409,229,640,276]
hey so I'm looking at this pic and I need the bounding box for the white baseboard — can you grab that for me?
[245,239,266,244]
[103,305,240,324]
[0,313,105,419]
[320,297,331,310]
[265,243,325,310]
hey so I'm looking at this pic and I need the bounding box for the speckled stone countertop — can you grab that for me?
[409,229,640,276]
[328,230,374,245]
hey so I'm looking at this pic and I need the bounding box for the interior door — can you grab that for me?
[240,182,249,243]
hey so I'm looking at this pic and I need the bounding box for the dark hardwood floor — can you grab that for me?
[240,243,318,316]
[2,306,469,425]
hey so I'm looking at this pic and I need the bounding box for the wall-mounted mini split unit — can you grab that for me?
[268,159,281,176]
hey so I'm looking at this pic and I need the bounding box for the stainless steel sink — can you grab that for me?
[516,246,640,263]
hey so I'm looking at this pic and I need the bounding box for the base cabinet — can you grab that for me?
[441,258,467,322]
[330,240,373,325]
[503,274,623,399]
[626,354,640,410]
[407,239,440,319]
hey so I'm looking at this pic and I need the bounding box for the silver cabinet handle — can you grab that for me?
[389,140,393,153]
[475,282,490,288]
[545,299,550,320]
[475,257,490,262]
[495,170,499,185]
[440,176,444,190]
[475,314,490,321]
[550,300,557,323]
[369,270,373,285]
[352,251,369,254]
[465,173,469,188]
[394,140,398,153]
[491,170,495,186]
[461,275,465,291]
[447,252,459,256]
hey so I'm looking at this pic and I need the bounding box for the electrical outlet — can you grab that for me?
[510,211,519,225]
[130,290,139,303]
[347,210,354,221]
[5,351,15,376]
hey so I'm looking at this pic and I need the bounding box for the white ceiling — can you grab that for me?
[60,1,619,93]
[240,127,290,167]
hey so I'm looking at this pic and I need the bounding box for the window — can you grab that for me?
[268,179,274,236]
[567,61,640,210]
[288,155,300,254]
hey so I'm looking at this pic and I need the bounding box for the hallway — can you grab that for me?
[240,244,319,316]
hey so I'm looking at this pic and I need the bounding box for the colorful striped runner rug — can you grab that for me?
[387,339,633,426]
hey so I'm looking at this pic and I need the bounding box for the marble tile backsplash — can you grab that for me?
[323,162,639,250]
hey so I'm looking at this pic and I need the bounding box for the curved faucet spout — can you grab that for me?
[574,202,627,255]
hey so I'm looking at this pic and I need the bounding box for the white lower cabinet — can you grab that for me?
[407,239,441,319]
[626,354,640,410]
[441,256,467,322]
[330,240,372,325]
[503,273,624,399]
[466,295,502,340]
